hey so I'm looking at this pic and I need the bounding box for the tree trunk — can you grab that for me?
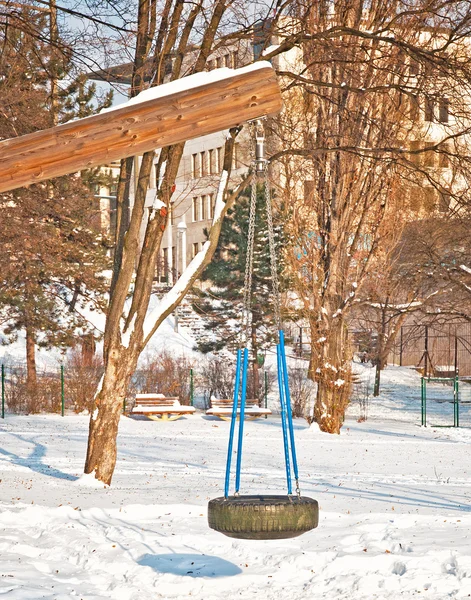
[373,362,381,397]
[25,323,37,393]
[84,345,138,484]
[81,334,96,368]
[310,318,351,434]
[314,380,351,434]
[373,306,388,396]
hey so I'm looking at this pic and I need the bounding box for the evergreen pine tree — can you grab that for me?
[194,183,285,398]
[0,9,111,394]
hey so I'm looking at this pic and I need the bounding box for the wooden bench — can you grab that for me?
[131,394,196,421]
[206,398,271,421]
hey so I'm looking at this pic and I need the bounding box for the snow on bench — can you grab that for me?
[206,398,271,420]
[131,394,195,421]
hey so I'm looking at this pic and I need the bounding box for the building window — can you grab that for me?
[231,51,238,68]
[409,96,420,121]
[209,193,215,219]
[163,247,169,279]
[200,151,207,176]
[192,197,199,222]
[216,56,223,68]
[224,54,230,67]
[192,242,200,258]
[191,153,200,178]
[201,195,206,220]
[149,163,156,188]
[217,146,224,172]
[409,140,421,165]
[232,142,240,169]
[439,98,449,123]
[209,149,216,174]
[155,251,161,281]
[424,96,435,122]
[439,142,450,168]
[423,141,436,167]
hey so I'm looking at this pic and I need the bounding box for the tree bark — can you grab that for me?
[84,343,137,484]
[25,323,37,393]
[310,318,351,434]
[373,363,381,399]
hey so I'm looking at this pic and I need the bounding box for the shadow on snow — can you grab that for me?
[137,552,242,577]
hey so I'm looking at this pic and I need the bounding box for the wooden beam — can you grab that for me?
[0,64,282,193]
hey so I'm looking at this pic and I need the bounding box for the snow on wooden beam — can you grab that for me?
[0,62,282,194]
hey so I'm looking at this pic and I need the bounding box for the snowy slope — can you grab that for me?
[0,295,201,369]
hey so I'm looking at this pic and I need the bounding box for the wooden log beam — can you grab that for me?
[0,63,282,193]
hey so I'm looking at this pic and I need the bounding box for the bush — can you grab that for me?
[5,365,61,414]
[199,356,235,406]
[131,351,195,405]
[351,373,371,422]
[197,354,275,408]
[288,364,317,423]
[64,350,103,414]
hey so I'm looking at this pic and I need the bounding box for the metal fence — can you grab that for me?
[420,376,471,428]
[0,360,275,416]
[0,362,94,416]
[388,322,471,377]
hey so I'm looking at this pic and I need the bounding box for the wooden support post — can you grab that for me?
[0,63,282,193]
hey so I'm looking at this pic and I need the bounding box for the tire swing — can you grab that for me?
[208,121,319,540]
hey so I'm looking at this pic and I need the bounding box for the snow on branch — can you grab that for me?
[142,169,239,344]
[368,301,423,311]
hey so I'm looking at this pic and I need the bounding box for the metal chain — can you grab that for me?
[265,168,282,331]
[242,170,258,346]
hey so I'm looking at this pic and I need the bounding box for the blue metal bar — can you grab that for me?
[277,343,292,494]
[224,349,242,497]
[279,330,300,483]
[235,348,249,493]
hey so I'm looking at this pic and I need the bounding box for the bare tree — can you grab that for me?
[263,0,471,433]
[353,231,424,396]
[83,0,287,484]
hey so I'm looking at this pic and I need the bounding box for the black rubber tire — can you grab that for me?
[208,494,319,540]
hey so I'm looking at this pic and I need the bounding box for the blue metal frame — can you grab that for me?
[277,342,292,493]
[224,349,242,497]
[235,348,249,493]
[279,330,299,483]
[223,332,301,497]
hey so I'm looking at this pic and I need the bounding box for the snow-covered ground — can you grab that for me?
[1,364,471,599]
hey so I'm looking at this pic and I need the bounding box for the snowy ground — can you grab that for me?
[1,365,471,599]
